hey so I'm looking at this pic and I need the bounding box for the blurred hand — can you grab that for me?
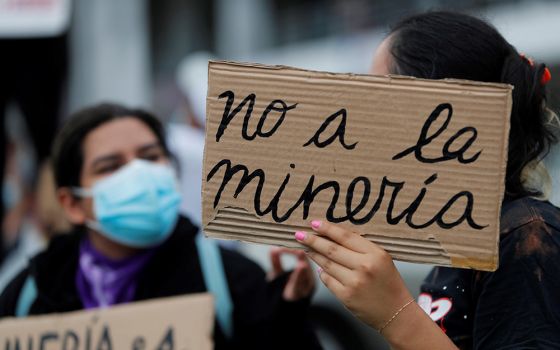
[268,247,315,302]
[295,220,413,330]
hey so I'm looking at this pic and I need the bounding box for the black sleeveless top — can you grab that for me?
[419,197,560,349]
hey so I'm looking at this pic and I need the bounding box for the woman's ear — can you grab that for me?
[57,187,88,225]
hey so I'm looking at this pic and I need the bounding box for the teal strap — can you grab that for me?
[195,233,234,338]
[15,238,234,335]
[15,275,37,317]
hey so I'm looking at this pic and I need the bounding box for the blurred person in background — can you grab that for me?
[0,103,321,350]
[296,11,560,350]
[0,134,52,292]
[0,0,70,265]
[168,52,244,253]
[168,51,213,227]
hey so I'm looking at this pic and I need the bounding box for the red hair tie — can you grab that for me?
[541,67,552,85]
[520,53,552,86]
[520,53,534,66]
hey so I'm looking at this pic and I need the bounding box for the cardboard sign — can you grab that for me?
[202,61,512,271]
[0,294,214,350]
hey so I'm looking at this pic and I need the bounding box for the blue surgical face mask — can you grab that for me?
[73,159,182,248]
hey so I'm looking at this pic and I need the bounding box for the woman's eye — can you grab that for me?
[141,153,163,162]
[94,163,121,174]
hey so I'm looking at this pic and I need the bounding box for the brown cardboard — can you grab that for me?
[202,61,512,271]
[0,293,214,349]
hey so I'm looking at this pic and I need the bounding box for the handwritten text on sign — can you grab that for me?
[0,294,214,350]
[202,62,511,271]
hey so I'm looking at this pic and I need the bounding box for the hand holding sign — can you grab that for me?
[296,220,412,330]
[295,220,457,348]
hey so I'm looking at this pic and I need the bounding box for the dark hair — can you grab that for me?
[52,103,171,188]
[388,11,556,199]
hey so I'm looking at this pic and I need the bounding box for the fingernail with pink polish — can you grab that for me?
[311,220,322,229]
[317,267,323,275]
[295,231,307,241]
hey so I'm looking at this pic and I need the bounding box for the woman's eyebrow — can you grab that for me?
[137,142,163,153]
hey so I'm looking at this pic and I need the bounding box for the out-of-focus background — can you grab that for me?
[1,0,559,349]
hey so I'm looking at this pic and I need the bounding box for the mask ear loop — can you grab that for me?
[84,220,105,234]
[70,187,105,233]
[72,187,93,198]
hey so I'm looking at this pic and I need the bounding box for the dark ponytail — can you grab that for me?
[501,52,553,198]
[388,11,556,199]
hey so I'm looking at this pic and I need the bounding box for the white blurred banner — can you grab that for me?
[0,0,71,37]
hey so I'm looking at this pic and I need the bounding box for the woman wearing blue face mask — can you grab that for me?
[0,103,321,350]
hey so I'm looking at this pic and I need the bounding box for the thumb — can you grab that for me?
[269,248,284,279]
[283,262,308,301]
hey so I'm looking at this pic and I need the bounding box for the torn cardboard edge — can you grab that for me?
[203,61,512,271]
[205,206,452,266]
[208,60,515,91]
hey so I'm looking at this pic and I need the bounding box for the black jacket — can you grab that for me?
[420,197,560,349]
[0,216,321,349]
